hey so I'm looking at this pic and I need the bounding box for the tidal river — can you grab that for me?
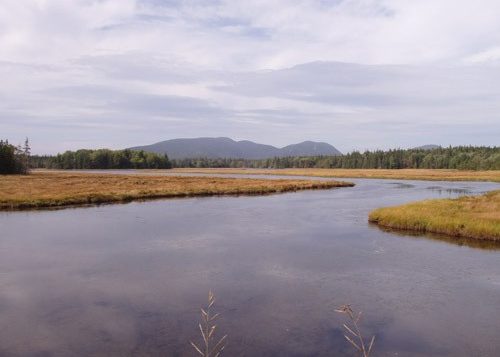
[0,177,499,356]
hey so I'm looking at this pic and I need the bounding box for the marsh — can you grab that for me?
[0,177,499,356]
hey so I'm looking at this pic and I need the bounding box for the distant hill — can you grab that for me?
[129,137,342,159]
[415,144,441,150]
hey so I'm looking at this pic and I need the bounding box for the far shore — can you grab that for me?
[33,168,500,182]
[169,168,500,182]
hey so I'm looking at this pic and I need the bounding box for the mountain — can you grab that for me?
[415,144,441,150]
[129,137,342,159]
[280,141,341,157]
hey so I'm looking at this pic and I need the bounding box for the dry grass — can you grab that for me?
[0,171,353,210]
[172,168,500,182]
[189,294,375,357]
[191,291,227,357]
[369,190,500,241]
[335,305,375,357]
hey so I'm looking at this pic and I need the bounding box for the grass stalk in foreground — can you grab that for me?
[335,304,375,357]
[369,190,500,241]
[190,292,376,356]
[191,291,227,357]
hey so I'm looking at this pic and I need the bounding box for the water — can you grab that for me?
[0,178,499,356]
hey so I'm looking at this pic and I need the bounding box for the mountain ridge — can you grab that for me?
[129,137,342,159]
[414,144,441,150]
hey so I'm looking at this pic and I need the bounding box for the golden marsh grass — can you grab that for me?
[369,190,500,241]
[0,172,353,210]
[171,168,500,182]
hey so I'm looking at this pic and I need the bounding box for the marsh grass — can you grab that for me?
[335,305,375,357]
[0,172,353,210]
[191,291,227,357]
[172,168,500,182]
[369,190,500,241]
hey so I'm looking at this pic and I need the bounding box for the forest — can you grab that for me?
[19,146,500,171]
[31,149,172,170]
[170,146,500,170]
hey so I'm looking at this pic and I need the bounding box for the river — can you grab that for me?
[0,177,499,356]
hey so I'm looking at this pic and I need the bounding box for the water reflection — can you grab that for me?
[386,182,416,189]
[426,185,472,195]
[373,224,500,251]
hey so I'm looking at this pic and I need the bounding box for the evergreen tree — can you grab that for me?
[0,139,29,174]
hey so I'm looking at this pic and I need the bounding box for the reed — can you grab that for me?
[190,291,227,357]
[189,293,377,356]
[335,304,375,357]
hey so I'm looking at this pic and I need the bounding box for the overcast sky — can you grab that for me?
[1,0,500,154]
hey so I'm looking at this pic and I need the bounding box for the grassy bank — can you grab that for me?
[171,168,500,182]
[368,190,500,241]
[0,172,353,210]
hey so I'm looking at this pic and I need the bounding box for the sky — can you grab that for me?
[1,0,500,154]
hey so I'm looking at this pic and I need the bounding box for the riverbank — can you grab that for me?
[0,172,353,210]
[171,168,500,182]
[369,190,500,241]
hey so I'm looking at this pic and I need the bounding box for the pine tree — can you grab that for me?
[23,137,31,173]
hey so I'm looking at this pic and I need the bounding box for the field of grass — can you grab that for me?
[0,172,353,210]
[368,190,500,241]
[171,168,500,182]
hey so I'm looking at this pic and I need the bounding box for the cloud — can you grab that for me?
[0,0,499,153]
[463,47,500,64]
[4,0,500,67]
[215,61,500,108]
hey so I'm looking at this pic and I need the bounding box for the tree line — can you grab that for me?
[0,139,31,174]
[170,146,500,170]
[10,145,500,172]
[31,149,172,170]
